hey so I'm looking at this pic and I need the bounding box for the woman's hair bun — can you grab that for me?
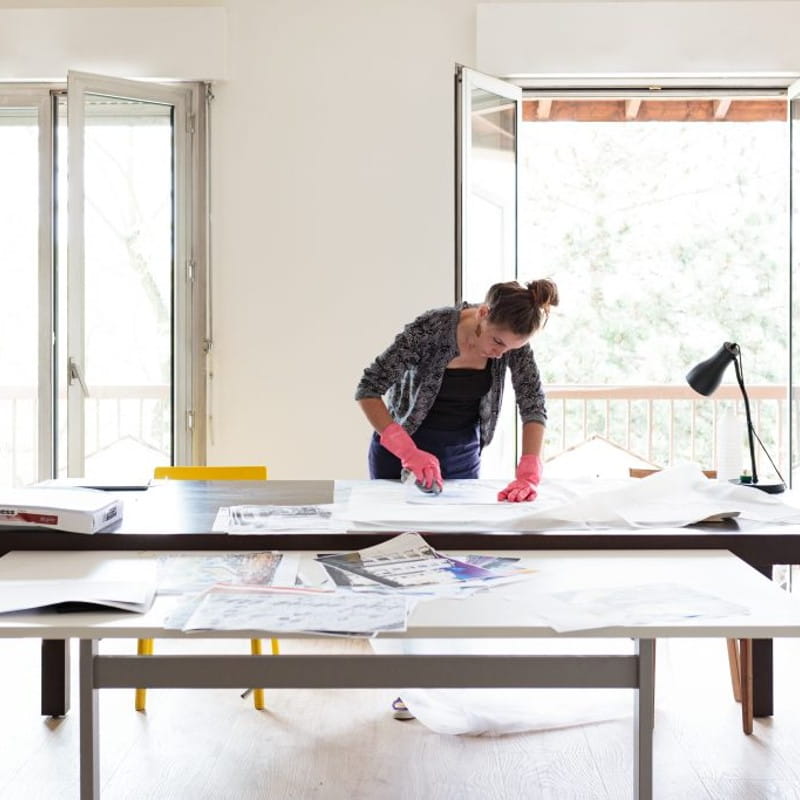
[526,279,559,311]
[484,277,559,336]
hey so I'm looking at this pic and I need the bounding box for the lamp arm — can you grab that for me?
[733,354,759,485]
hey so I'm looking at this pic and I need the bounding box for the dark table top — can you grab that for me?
[1,479,798,567]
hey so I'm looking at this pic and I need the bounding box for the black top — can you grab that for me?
[422,364,493,431]
[354,304,547,447]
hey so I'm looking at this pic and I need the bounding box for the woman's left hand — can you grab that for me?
[497,454,542,502]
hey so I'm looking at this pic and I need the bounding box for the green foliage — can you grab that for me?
[520,120,789,387]
[521,119,790,471]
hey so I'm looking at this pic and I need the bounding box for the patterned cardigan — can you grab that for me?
[355,304,547,448]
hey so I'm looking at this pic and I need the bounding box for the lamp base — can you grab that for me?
[728,478,786,494]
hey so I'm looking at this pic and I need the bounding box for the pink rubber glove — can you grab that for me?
[498,454,543,502]
[380,422,443,491]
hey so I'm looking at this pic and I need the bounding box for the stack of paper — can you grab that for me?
[163,535,533,636]
[315,532,533,594]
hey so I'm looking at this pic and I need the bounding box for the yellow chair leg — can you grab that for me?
[136,636,277,712]
[250,639,265,710]
[135,638,154,712]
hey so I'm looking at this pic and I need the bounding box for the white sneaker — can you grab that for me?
[391,696,415,721]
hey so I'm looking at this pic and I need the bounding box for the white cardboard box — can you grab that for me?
[0,488,123,534]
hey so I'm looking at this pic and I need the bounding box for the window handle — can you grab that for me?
[68,356,90,397]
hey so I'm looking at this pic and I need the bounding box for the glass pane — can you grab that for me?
[63,94,174,479]
[463,87,517,302]
[458,72,520,479]
[56,96,67,479]
[521,97,789,482]
[0,105,40,486]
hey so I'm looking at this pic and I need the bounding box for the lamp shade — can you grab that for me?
[686,342,739,396]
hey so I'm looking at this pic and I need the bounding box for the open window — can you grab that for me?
[458,70,797,484]
[521,89,790,483]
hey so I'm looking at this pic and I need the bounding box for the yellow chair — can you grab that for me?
[136,464,277,712]
[153,465,268,480]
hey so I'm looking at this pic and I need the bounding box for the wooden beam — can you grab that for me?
[625,99,641,120]
[520,98,786,123]
[713,98,732,120]
[537,99,552,120]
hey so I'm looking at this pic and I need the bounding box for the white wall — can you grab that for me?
[208,0,475,477]
[478,1,800,79]
[4,0,800,478]
[207,0,800,479]
[0,6,226,80]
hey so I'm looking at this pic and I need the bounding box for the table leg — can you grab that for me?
[634,639,655,800]
[41,639,70,717]
[750,564,774,718]
[740,639,753,734]
[752,638,773,718]
[79,640,98,800]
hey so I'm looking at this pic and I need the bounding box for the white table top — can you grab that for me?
[0,548,799,640]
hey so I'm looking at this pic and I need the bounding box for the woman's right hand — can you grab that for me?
[399,448,442,491]
[379,422,443,491]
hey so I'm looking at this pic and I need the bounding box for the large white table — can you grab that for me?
[6,478,800,720]
[2,548,800,800]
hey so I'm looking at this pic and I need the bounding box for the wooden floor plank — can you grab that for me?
[4,636,800,799]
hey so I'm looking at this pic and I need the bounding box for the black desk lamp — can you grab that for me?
[686,342,785,493]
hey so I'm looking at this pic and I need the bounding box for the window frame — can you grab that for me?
[65,72,206,475]
[0,76,207,483]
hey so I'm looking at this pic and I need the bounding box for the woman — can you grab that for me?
[355,278,558,502]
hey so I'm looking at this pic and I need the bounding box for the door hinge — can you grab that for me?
[186,410,195,431]
[187,113,196,135]
[187,259,196,282]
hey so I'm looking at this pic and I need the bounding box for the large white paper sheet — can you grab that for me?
[0,552,156,613]
[529,582,751,633]
[177,585,412,635]
[403,479,500,505]
[334,465,800,531]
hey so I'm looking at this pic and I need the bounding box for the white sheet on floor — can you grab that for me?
[370,637,637,735]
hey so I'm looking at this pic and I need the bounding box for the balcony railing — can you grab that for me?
[544,384,790,478]
[0,385,170,486]
[0,383,793,486]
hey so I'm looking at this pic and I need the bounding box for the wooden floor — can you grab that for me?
[3,636,800,800]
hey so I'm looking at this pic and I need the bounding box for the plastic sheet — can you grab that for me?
[371,637,637,736]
